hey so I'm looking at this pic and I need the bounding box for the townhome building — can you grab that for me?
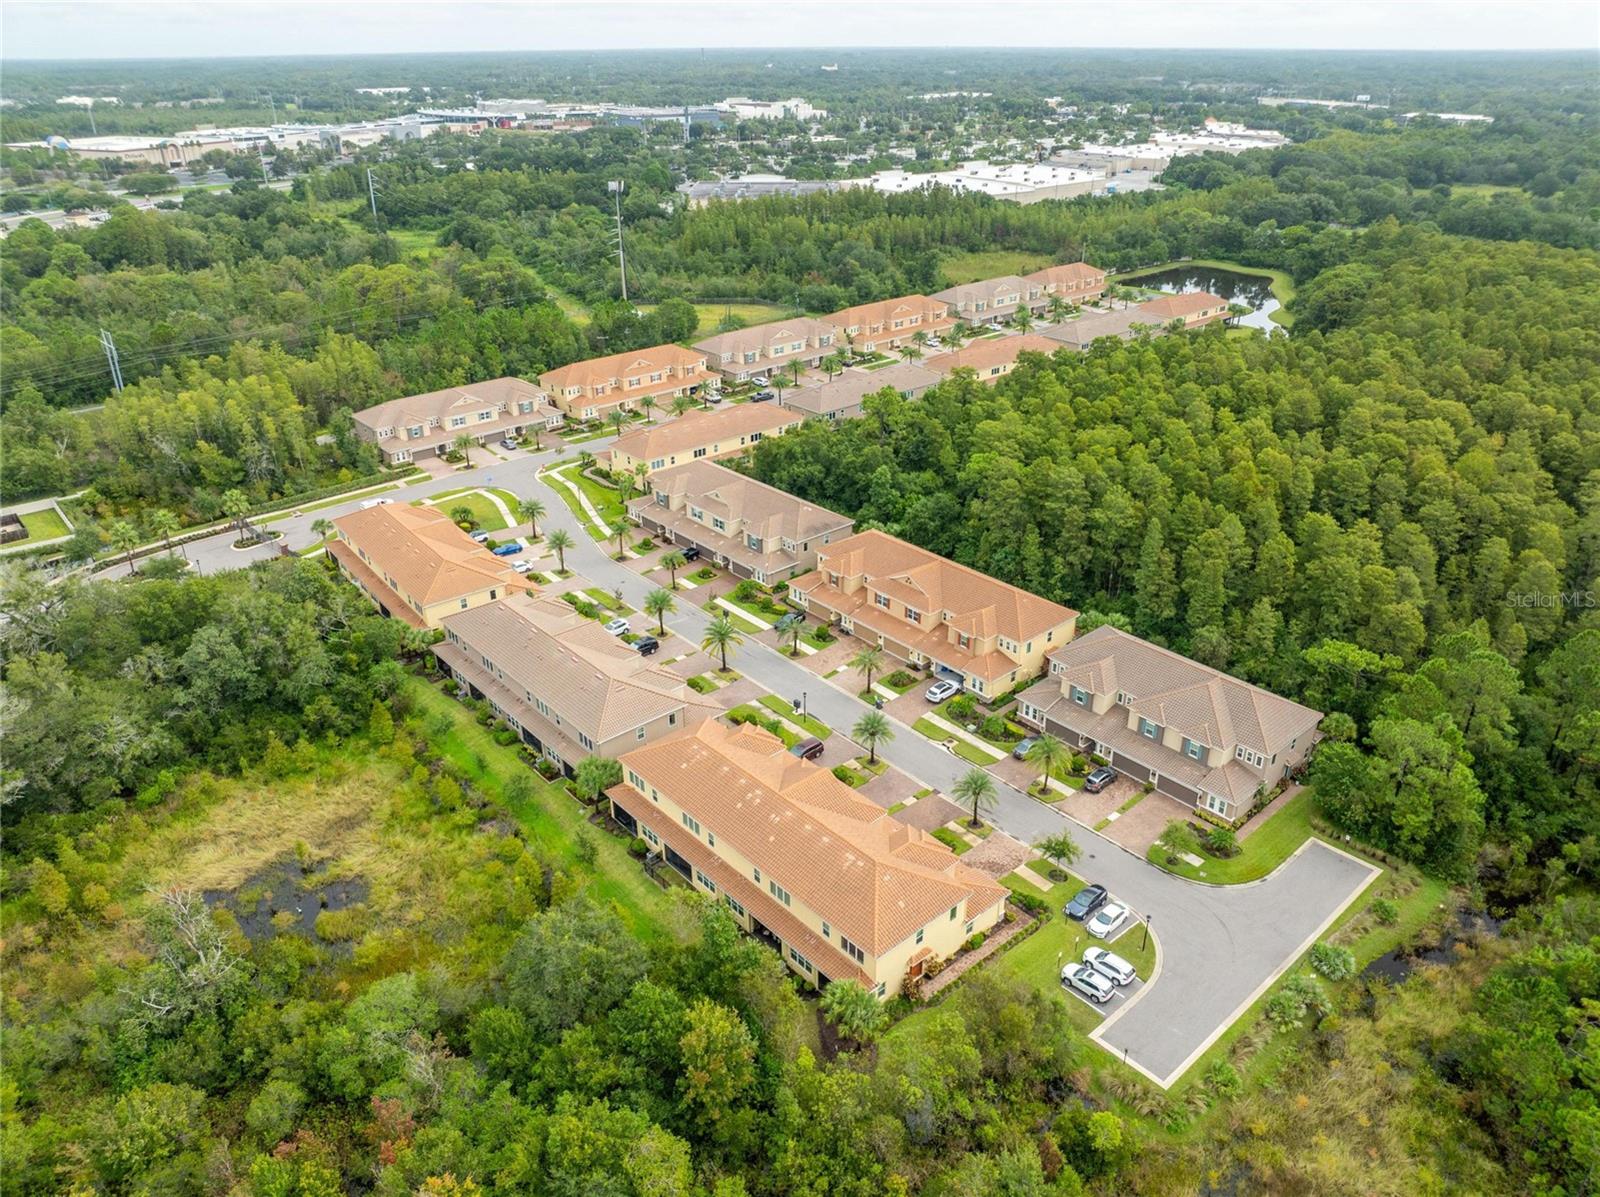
[1023,261,1109,308]
[539,344,709,421]
[788,529,1079,698]
[924,334,1060,382]
[1135,291,1230,328]
[931,275,1029,326]
[777,362,942,422]
[432,591,720,777]
[607,403,804,478]
[626,460,855,584]
[352,378,564,465]
[608,719,1009,997]
[694,317,840,382]
[825,295,955,356]
[328,503,530,628]
[1015,624,1323,823]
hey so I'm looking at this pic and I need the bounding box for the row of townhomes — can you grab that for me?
[434,592,721,774]
[1015,624,1323,822]
[353,378,565,466]
[539,344,711,421]
[929,261,1108,326]
[607,403,805,477]
[789,528,1080,699]
[626,460,856,583]
[607,719,1009,998]
[328,503,531,627]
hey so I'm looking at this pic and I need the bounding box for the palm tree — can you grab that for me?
[517,498,545,539]
[671,395,696,418]
[945,321,969,350]
[633,463,650,498]
[953,768,998,830]
[149,508,181,557]
[852,711,893,765]
[611,522,630,560]
[109,519,141,573]
[821,352,845,379]
[528,425,543,451]
[640,394,657,424]
[1012,307,1033,334]
[644,587,675,634]
[578,449,596,473]
[547,528,573,572]
[221,489,252,539]
[898,344,921,363]
[1046,296,1069,323]
[1025,733,1070,797]
[788,360,802,387]
[912,329,929,352]
[607,409,628,439]
[449,504,475,528]
[660,549,687,589]
[451,432,474,466]
[849,645,885,695]
[701,615,743,673]
[310,517,334,542]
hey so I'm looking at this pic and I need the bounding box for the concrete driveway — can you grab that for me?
[97,428,1382,1088]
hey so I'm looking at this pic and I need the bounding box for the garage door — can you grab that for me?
[1111,752,1150,782]
[1155,773,1197,804]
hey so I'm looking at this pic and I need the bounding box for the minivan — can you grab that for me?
[789,737,825,762]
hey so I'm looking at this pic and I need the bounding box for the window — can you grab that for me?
[711,517,726,532]
[915,928,924,945]
[477,410,494,422]
[627,769,643,788]
[681,811,701,835]
[752,867,761,883]
[459,598,469,610]
[636,727,647,741]
[769,880,791,906]
[1183,737,1205,760]
[789,947,813,973]
[578,732,595,751]
[840,935,865,965]
[450,415,467,428]
[1071,685,1090,707]
[957,632,970,649]
[1139,718,1160,740]
[651,460,666,472]
[965,920,974,934]
[905,607,921,624]
[695,869,717,894]
[726,895,745,917]
[1203,793,1229,817]
[876,981,886,997]
[692,447,708,459]
[642,826,659,845]
[746,534,762,552]
[821,922,830,938]
[875,593,891,609]
[408,424,423,438]
[949,906,958,921]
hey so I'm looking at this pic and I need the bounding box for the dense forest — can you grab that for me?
[3,48,1599,1197]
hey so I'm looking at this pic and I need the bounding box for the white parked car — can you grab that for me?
[924,678,961,703]
[512,560,535,574]
[1061,963,1115,1004]
[358,497,393,509]
[1086,901,1130,940]
[469,530,491,544]
[1082,946,1137,987]
[604,617,630,636]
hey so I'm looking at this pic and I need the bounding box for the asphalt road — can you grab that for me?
[102,431,1380,1087]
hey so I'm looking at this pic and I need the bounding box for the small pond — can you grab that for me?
[1362,910,1503,986]
[205,856,368,945]
[1136,264,1282,330]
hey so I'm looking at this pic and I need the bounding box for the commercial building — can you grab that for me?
[626,460,854,584]
[1015,625,1322,823]
[677,175,846,206]
[607,403,804,477]
[540,345,709,421]
[433,592,719,777]
[328,504,530,629]
[1023,261,1108,307]
[857,161,1104,204]
[924,334,1060,382]
[608,719,1009,997]
[694,317,841,382]
[777,362,942,421]
[825,295,954,356]
[717,96,827,121]
[352,378,563,465]
[789,529,1078,698]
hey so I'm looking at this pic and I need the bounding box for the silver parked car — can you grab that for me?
[1082,946,1137,987]
[1061,963,1116,1004]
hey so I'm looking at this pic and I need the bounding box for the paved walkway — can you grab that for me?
[89,429,1383,1087]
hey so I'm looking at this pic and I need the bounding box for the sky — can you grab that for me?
[3,0,1597,60]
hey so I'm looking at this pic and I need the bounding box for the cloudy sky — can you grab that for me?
[3,0,1597,59]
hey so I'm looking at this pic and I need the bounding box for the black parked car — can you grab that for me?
[635,636,660,656]
[1064,884,1109,921]
[789,737,824,762]
[1083,765,1119,793]
[680,545,701,562]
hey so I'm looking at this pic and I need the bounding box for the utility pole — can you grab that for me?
[87,101,97,136]
[608,179,628,302]
[99,328,124,393]
[259,142,271,185]
[366,168,380,225]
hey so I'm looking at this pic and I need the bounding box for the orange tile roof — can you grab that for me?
[1137,292,1227,320]
[924,334,1061,377]
[1024,261,1106,290]
[539,343,707,393]
[619,720,1007,954]
[792,528,1077,647]
[610,403,803,462]
[331,504,530,608]
[826,295,953,334]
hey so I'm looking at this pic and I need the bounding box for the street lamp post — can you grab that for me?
[1141,913,1152,952]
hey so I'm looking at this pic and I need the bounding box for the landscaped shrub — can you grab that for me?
[574,600,600,619]
[1265,972,1329,1031]
[1203,826,1240,858]
[946,693,978,721]
[1309,941,1356,981]
[1371,897,1400,925]
[635,537,655,551]
[1010,891,1049,916]
[885,670,916,688]
[492,728,518,746]
[694,566,717,580]
[809,626,835,644]
[1203,1059,1242,1099]
[831,764,865,787]
[686,675,715,694]
[628,837,649,858]
[1069,753,1089,775]
[979,714,1011,741]
[964,932,987,951]
[732,579,761,601]
[931,827,966,853]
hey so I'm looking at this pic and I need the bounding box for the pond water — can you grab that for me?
[1362,910,1503,986]
[1136,264,1282,330]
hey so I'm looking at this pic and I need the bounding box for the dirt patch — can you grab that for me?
[959,829,1035,878]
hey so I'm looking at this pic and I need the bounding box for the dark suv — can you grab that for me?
[789,737,824,762]
[1064,884,1109,921]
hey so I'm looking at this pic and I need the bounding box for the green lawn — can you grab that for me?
[757,694,832,739]
[647,301,800,338]
[725,705,800,748]
[1110,258,1297,329]
[9,507,70,545]
[721,590,788,626]
[405,677,680,944]
[932,827,972,854]
[542,464,628,540]
[911,717,1003,765]
[416,490,512,534]
[940,249,1054,285]
[703,600,765,635]
[1144,789,1314,884]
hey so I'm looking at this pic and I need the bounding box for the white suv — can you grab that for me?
[1061,963,1115,1004]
